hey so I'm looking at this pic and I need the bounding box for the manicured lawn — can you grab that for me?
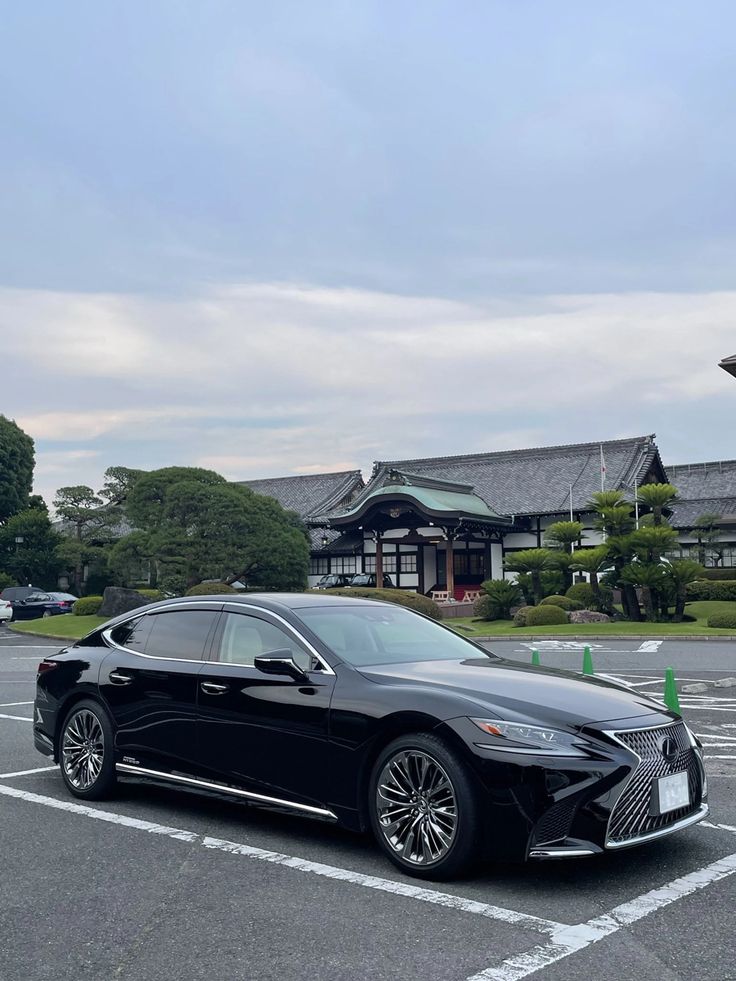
[447,601,736,637]
[9,615,106,640]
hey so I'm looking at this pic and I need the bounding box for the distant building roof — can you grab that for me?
[353,435,665,517]
[666,460,736,500]
[238,470,364,520]
[719,354,736,378]
[668,497,736,529]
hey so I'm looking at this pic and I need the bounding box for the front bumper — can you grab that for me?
[443,716,708,862]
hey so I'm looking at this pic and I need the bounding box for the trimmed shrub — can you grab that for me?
[313,587,442,621]
[566,582,595,608]
[479,579,522,619]
[0,572,17,591]
[539,594,581,612]
[185,582,237,596]
[73,595,103,616]
[513,605,536,627]
[707,611,736,629]
[135,588,166,602]
[699,568,736,581]
[523,605,569,627]
[686,581,736,602]
[473,594,500,620]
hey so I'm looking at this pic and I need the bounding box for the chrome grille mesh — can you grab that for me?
[607,721,702,844]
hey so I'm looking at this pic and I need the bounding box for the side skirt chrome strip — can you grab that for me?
[529,847,596,859]
[115,763,337,820]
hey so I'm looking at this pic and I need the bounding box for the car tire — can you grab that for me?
[368,732,482,880]
[42,610,52,618]
[59,700,117,800]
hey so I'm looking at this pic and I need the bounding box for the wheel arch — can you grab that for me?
[53,690,111,760]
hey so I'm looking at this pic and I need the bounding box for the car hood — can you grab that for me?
[359,657,667,729]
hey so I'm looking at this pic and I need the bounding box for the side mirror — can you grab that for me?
[254,649,310,683]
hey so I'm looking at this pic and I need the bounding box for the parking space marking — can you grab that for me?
[702,821,736,835]
[468,849,736,981]
[0,765,57,779]
[0,783,565,936]
[0,712,32,722]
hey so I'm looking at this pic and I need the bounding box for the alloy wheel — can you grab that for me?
[61,709,105,791]
[375,750,458,865]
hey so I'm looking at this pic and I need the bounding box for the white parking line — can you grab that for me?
[0,766,57,779]
[468,850,736,981]
[0,783,565,937]
[0,713,32,722]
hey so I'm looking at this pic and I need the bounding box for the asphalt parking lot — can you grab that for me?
[2,627,736,981]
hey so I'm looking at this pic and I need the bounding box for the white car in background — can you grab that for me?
[0,598,12,624]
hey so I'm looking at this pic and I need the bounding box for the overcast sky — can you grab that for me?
[1,2,734,505]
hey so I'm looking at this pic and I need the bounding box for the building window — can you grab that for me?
[365,553,397,573]
[332,556,357,574]
[310,557,329,575]
[400,553,417,573]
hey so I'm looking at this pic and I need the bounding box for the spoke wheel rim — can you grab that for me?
[62,709,105,790]
[375,750,458,866]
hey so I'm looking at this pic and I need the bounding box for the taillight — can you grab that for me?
[37,660,58,674]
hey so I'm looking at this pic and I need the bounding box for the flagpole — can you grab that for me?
[634,479,640,529]
[569,484,574,521]
[600,444,606,492]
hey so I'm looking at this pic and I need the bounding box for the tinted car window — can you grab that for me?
[110,616,154,653]
[216,613,312,671]
[144,610,219,660]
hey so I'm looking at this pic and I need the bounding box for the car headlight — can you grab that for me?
[470,718,591,757]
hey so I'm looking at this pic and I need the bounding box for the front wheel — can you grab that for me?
[59,700,117,800]
[368,732,482,880]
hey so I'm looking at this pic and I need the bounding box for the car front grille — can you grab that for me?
[606,721,703,845]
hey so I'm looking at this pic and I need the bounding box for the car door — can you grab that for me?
[197,606,336,810]
[99,605,221,773]
[15,592,51,620]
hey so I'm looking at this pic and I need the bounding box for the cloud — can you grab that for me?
[2,282,733,503]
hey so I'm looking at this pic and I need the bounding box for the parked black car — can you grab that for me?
[7,591,76,620]
[313,574,354,590]
[33,594,707,879]
[349,573,395,588]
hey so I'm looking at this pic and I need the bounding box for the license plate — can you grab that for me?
[652,771,690,816]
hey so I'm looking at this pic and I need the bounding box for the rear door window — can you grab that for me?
[144,610,219,661]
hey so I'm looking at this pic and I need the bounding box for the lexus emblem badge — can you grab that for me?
[659,735,678,764]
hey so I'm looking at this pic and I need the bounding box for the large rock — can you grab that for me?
[98,586,152,619]
[568,610,610,624]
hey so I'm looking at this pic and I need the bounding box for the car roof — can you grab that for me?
[144,592,392,613]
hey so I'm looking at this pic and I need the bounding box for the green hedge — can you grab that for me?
[185,582,237,596]
[523,604,569,627]
[73,596,103,616]
[686,581,736,602]
[473,594,500,620]
[566,583,595,607]
[699,568,736,580]
[311,588,442,621]
[513,606,535,626]
[540,594,581,612]
[707,611,736,629]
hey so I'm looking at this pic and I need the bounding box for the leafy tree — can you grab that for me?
[588,490,628,511]
[636,483,678,526]
[123,467,309,589]
[603,534,641,621]
[692,513,723,566]
[628,525,679,563]
[544,520,585,552]
[0,415,34,523]
[99,466,146,507]
[107,531,154,588]
[571,546,612,612]
[480,579,522,619]
[664,559,704,622]
[0,510,62,587]
[53,485,115,592]
[503,549,555,606]
[620,562,667,622]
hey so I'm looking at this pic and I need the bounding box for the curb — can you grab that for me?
[4,626,73,642]
[467,634,736,643]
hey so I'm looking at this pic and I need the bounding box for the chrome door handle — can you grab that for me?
[109,670,133,685]
[200,681,229,695]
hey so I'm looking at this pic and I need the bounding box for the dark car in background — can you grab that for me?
[313,574,354,590]
[33,593,707,880]
[5,590,76,620]
[349,573,395,588]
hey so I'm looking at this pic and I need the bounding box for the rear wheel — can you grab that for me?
[59,700,117,800]
[368,732,482,880]
[42,610,52,618]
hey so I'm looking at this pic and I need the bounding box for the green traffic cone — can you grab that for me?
[531,648,540,667]
[582,645,594,676]
[664,667,681,713]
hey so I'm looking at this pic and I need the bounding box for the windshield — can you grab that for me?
[296,604,494,667]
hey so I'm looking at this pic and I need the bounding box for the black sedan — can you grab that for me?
[10,591,76,620]
[33,594,708,879]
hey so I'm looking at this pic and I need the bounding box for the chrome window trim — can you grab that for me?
[602,721,707,848]
[102,601,225,664]
[115,763,337,819]
[102,600,335,675]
